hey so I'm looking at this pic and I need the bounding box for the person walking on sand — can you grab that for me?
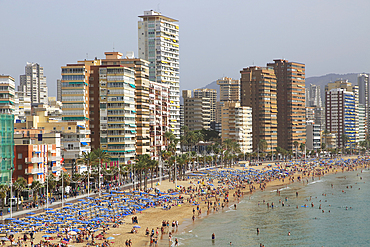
[212,233,215,240]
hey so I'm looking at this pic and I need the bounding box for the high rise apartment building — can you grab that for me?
[240,66,277,152]
[217,77,240,102]
[325,88,356,148]
[221,102,252,154]
[98,52,151,157]
[325,79,359,142]
[358,73,369,132]
[0,75,16,114]
[98,66,136,164]
[358,104,366,142]
[61,51,173,165]
[61,61,95,126]
[138,10,180,138]
[149,81,170,159]
[19,63,48,105]
[194,88,217,122]
[182,90,211,131]
[0,114,14,184]
[57,79,62,102]
[14,91,31,121]
[307,84,322,107]
[267,59,306,151]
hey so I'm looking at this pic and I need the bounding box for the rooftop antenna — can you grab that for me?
[113,43,115,52]
[86,53,88,60]
[157,3,161,13]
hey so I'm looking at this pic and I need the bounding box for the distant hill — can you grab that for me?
[306,73,360,102]
[201,80,219,100]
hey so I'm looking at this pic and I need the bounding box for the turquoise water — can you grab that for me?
[167,169,370,246]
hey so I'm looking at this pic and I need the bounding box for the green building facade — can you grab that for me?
[0,114,14,184]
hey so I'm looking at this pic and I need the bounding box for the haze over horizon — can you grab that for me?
[1,0,369,96]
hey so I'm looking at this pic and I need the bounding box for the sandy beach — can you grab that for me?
[5,155,368,247]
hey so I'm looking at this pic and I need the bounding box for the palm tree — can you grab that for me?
[148,159,159,189]
[258,139,267,162]
[341,134,349,154]
[77,151,94,193]
[134,154,151,190]
[293,141,299,159]
[13,177,26,211]
[31,180,41,202]
[300,143,305,160]
[0,185,9,211]
[91,149,111,193]
[177,153,189,179]
[323,129,329,151]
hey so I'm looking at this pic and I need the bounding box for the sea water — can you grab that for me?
[165,169,370,246]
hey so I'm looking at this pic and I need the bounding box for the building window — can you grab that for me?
[18,153,22,159]
[18,164,22,170]
[68,127,71,130]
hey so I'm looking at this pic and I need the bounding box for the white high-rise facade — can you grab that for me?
[138,10,180,137]
[19,62,48,105]
[308,84,322,107]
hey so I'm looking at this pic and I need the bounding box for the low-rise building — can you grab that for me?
[306,121,321,150]
[13,130,62,186]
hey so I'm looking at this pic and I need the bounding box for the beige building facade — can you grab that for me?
[221,102,252,154]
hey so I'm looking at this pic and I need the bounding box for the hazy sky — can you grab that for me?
[1,0,370,96]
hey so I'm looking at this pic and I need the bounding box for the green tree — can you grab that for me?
[341,134,349,154]
[177,153,189,179]
[323,129,330,151]
[293,141,299,159]
[31,180,41,202]
[0,185,9,211]
[148,159,159,189]
[91,149,111,191]
[134,154,151,190]
[13,177,26,211]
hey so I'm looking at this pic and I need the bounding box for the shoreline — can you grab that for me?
[157,158,367,247]
[7,156,368,247]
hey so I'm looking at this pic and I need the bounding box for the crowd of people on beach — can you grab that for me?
[2,155,369,247]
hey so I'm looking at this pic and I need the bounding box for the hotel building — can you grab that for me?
[240,66,277,152]
[138,10,180,138]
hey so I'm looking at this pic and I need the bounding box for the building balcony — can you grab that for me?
[49,156,62,162]
[78,129,91,135]
[26,157,43,164]
[25,168,43,175]
[51,166,62,172]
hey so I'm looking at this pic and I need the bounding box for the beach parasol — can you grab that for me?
[42,235,51,238]
[133,225,141,228]
[68,231,77,235]
[106,237,115,240]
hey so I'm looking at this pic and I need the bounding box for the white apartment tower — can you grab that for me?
[19,63,48,105]
[308,84,322,107]
[138,10,180,137]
